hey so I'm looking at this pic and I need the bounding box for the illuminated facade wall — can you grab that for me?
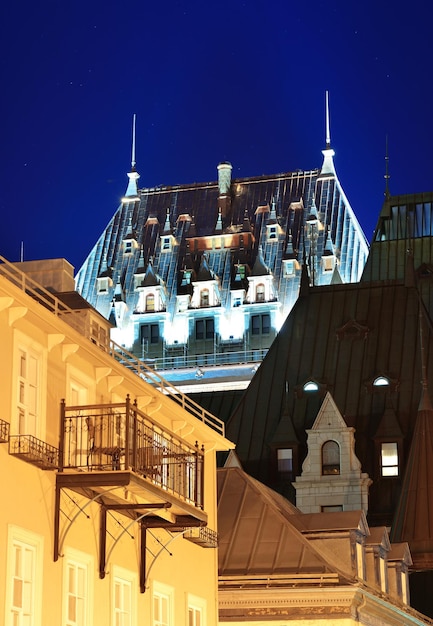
[76,150,369,377]
[0,256,233,626]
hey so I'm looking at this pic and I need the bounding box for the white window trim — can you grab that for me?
[111,564,137,626]
[5,525,44,626]
[152,581,174,626]
[186,593,206,626]
[62,546,94,626]
[13,330,47,439]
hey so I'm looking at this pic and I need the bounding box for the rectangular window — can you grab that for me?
[140,324,160,345]
[251,314,270,336]
[62,548,92,626]
[195,318,214,340]
[277,448,293,479]
[381,442,399,476]
[6,526,43,626]
[66,562,86,626]
[188,606,202,626]
[153,592,169,626]
[113,578,132,626]
[187,594,205,626]
[17,348,39,436]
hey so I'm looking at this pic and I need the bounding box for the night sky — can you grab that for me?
[1,1,432,273]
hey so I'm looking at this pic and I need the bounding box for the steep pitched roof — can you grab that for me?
[217,466,351,579]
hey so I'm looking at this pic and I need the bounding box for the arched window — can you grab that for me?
[373,376,390,387]
[145,293,155,312]
[200,289,210,307]
[303,380,319,392]
[322,440,340,475]
[256,283,265,302]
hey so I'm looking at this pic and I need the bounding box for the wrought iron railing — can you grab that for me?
[9,434,59,469]
[0,254,225,437]
[140,348,268,371]
[0,418,10,443]
[61,399,204,509]
[184,526,218,548]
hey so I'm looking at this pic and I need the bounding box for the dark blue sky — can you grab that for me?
[1,1,432,272]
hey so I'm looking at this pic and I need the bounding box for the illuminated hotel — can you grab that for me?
[76,108,369,392]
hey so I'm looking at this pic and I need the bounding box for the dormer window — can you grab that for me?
[277,448,293,480]
[374,376,390,387]
[267,225,278,241]
[181,270,192,286]
[234,264,246,281]
[161,236,172,252]
[303,381,319,392]
[256,283,265,303]
[232,295,243,308]
[200,289,209,307]
[96,276,112,294]
[123,238,138,255]
[322,255,335,273]
[381,442,399,477]
[145,294,155,312]
[283,259,298,277]
[322,440,340,475]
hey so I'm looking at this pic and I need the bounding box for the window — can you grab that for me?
[195,318,214,340]
[140,324,159,345]
[322,440,340,475]
[234,264,246,281]
[17,348,39,436]
[188,606,202,626]
[145,294,155,312]
[277,448,293,479]
[111,566,136,626]
[113,578,132,626]
[96,277,111,294]
[283,259,295,276]
[200,289,209,307]
[373,376,390,387]
[267,225,278,240]
[251,314,270,335]
[161,236,172,251]
[6,526,43,626]
[232,294,242,308]
[322,255,335,272]
[181,270,192,286]
[303,380,319,392]
[256,283,265,302]
[187,594,206,626]
[381,442,399,476]
[65,562,86,625]
[321,505,343,512]
[153,583,173,626]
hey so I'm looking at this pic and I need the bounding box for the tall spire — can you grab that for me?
[320,91,336,177]
[123,114,140,202]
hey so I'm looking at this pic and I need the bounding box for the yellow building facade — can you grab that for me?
[0,256,233,626]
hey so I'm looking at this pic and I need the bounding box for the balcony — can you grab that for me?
[9,434,59,469]
[59,397,204,520]
[0,418,10,443]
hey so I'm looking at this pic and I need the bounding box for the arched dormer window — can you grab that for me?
[322,440,340,475]
[303,380,319,392]
[200,289,210,307]
[373,376,390,387]
[145,294,155,312]
[256,283,265,303]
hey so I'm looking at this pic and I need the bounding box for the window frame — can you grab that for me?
[380,442,399,477]
[321,440,341,475]
[152,582,173,626]
[62,547,93,626]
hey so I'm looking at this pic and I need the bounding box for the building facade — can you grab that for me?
[0,255,233,626]
[76,118,368,392]
[224,191,433,616]
[217,463,429,626]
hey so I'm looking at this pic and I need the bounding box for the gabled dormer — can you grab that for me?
[96,263,113,295]
[245,249,276,304]
[134,261,167,314]
[293,392,371,514]
[190,255,221,309]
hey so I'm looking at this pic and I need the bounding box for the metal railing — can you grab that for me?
[0,254,225,437]
[61,399,204,509]
[0,418,10,443]
[9,434,59,469]
[142,348,268,371]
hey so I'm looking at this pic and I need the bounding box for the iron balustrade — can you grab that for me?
[60,398,204,509]
[0,418,10,443]
[9,434,59,469]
